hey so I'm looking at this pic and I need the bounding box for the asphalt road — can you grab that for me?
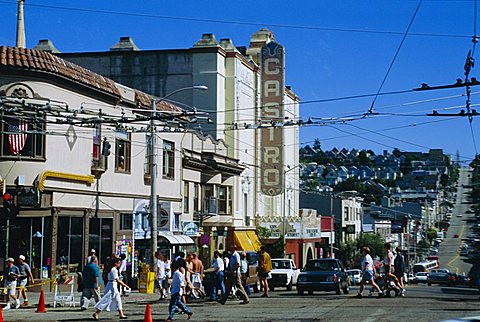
[437,168,473,275]
[2,284,480,322]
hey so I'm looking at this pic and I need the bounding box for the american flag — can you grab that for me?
[7,120,28,155]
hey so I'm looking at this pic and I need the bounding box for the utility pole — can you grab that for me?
[150,99,158,270]
[330,194,334,259]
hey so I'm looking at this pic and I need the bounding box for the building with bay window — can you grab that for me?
[0,46,243,279]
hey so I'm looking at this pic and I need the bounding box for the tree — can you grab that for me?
[271,235,285,258]
[426,227,438,244]
[337,240,357,266]
[356,233,386,259]
[392,148,402,158]
[313,138,321,152]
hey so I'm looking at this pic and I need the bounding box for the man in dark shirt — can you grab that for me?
[80,255,102,310]
[394,247,407,296]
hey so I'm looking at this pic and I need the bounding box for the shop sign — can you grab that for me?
[17,187,39,208]
[260,41,285,196]
[182,221,200,236]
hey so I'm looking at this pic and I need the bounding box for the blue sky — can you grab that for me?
[0,0,478,162]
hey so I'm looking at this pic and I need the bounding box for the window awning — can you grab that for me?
[158,232,195,245]
[234,230,261,252]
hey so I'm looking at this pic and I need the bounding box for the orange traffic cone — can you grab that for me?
[35,289,47,313]
[143,303,153,322]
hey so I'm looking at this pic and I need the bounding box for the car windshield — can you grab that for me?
[272,260,291,269]
[246,252,258,265]
[304,260,338,271]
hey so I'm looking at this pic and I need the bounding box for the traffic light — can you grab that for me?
[102,138,111,156]
[2,193,17,219]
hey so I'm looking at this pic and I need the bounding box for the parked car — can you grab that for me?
[296,259,349,295]
[269,258,300,291]
[413,272,429,284]
[427,269,455,286]
[346,269,362,285]
[203,251,259,297]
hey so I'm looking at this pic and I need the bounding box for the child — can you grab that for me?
[166,261,192,321]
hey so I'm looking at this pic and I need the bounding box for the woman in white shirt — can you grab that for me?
[356,246,382,298]
[93,258,130,320]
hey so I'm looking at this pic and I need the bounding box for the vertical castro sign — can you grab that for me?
[261,41,285,196]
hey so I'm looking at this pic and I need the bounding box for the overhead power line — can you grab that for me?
[0,0,472,39]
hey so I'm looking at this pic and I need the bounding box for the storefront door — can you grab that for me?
[89,218,113,265]
[56,216,84,273]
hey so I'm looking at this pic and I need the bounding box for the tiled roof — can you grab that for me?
[0,46,121,97]
[0,46,184,114]
[134,89,183,112]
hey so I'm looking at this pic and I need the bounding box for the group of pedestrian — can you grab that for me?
[210,245,272,304]
[154,251,171,300]
[356,243,407,298]
[2,255,35,310]
[79,251,130,320]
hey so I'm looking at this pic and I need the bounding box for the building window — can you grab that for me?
[173,213,181,231]
[344,206,349,221]
[183,182,190,213]
[89,218,113,266]
[144,134,152,177]
[115,130,131,173]
[120,213,133,230]
[162,141,174,179]
[1,114,45,159]
[194,183,200,212]
[218,186,232,214]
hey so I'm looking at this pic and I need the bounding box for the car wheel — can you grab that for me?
[297,289,304,296]
[427,282,431,286]
[343,285,350,294]
[308,290,314,295]
[287,281,293,291]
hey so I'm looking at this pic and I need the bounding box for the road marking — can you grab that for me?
[447,224,465,275]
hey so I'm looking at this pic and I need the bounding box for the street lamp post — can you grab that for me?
[149,85,208,269]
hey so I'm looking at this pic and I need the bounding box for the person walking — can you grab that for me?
[80,255,102,310]
[357,246,383,298]
[239,252,250,295]
[155,252,167,300]
[394,246,407,296]
[87,249,96,264]
[166,261,192,321]
[164,254,172,296]
[211,250,225,301]
[383,243,402,295]
[17,255,34,307]
[219,245,249,305]
[92,258,130,320]
[3,258,20,310]
[118,254,128,296]
[258,246,272,297]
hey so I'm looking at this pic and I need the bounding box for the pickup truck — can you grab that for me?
[269,258,300,291]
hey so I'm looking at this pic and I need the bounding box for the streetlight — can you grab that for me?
[149,85,208,269]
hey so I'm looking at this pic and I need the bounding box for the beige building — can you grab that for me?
[55,28,300,254]
[0,46,242,278]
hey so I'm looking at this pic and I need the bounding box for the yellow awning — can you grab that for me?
[246,230,262,251]
[234,231,261,252]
